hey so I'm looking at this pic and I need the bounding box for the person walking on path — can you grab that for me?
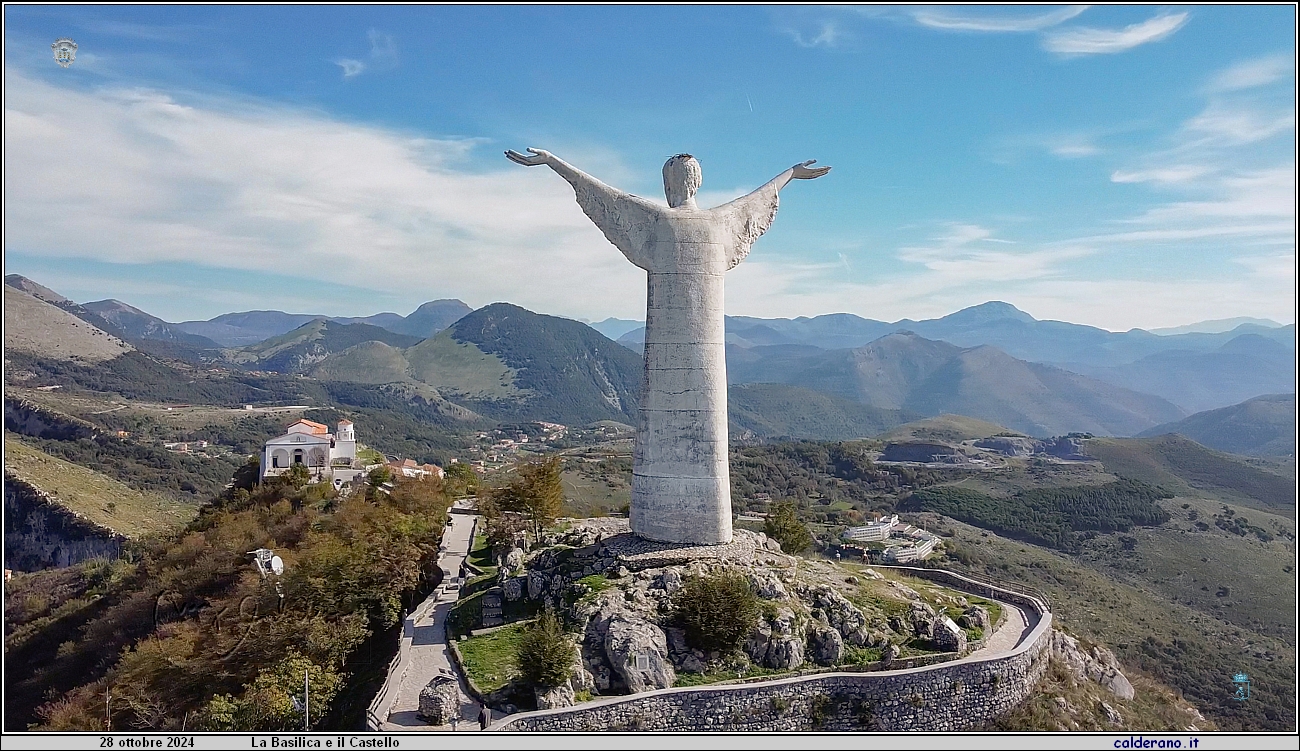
[478,704,491,730]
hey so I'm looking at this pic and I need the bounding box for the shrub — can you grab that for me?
[764,500,813,554]
[515,610,574,689]
[673,570,760,654]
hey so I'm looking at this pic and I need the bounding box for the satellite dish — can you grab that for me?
[270,556,285,576]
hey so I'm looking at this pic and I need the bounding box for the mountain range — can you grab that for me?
[5,274,1294,443]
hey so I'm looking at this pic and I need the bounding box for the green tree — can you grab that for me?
[515,609,574,689]
[493,456,565,543]
[199,650,342,731]
[764,500,813,554]
[443,461,479,495]
[673,570,761,654]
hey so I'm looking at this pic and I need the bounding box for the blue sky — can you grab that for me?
[4,5,1295,330]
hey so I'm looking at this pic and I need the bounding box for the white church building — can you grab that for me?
[261,418,366,486]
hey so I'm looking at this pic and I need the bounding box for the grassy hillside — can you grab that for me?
[443,303,642,424]
[230,319,422,373]
[934,515,1295,731]
[4,435,199,538]
[877,414,1019,443]
[1083,435,1295,512]
[308,341,412,384]
[1139,393,1296,458]
[404,330,522,399]
[728,382,914,440]
[4,286,134,363]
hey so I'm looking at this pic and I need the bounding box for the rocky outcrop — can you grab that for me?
[582,603,675,694]
[1050,630,1135,700]
[958,605,990,632]
[807,623,844,666]
[536,682,576,710]
[931,617,967,653]
[4,396,97,440]
[4,472,124,571]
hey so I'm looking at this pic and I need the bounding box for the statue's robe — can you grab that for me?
[565,173,781,545]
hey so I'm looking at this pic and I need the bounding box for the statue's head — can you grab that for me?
[662,154,702,208]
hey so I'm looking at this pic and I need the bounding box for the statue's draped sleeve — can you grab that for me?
[561,168,663,271]
[714,179,781,271]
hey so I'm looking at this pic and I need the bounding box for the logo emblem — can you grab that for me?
[52,38,77,68]
[1232,672,1250,701]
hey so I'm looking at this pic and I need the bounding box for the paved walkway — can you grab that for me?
[376,507,502,731]
[968,597,1034,658]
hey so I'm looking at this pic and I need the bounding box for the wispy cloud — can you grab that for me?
[1042,12,1188,55]
[1184,104,1295,145]
[336,59,365,78]
[1111,166,1211,184]
[334,28,399,78]
[911,5,1088,33]
[1207,54,1295,93]
[786,21,843,48]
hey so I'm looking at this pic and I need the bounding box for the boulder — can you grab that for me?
[656,569,683,593]
[417,676,460,725]
[881,642,901,665]
[764,537,783,553]
[958,605,990,632]
[771,607,797,636]
[1051,630,1136,701]
[603,614,675,692]
[931,616,967,653]
[535,681,575,710]
[666,627,706,673]
[765,634,805,670]
[505,548,525,571]
[527,570,547,600]
[743,622,773,665]
[808,624,844,666]
[749,571,789,600]
[503,577,524,602]
[1099,700,1123,727]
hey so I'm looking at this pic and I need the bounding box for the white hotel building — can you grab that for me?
[841,514,901,543]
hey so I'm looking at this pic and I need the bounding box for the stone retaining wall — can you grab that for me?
[491,568,1051,732]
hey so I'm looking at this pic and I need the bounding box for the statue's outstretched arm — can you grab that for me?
[715,160,831,271]
[505,148,661,270]
[769,160,833,192]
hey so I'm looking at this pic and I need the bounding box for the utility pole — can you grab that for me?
[104,685,111,732]
[304,669,310,731]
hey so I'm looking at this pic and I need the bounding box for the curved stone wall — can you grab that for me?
[491,569,1052,732]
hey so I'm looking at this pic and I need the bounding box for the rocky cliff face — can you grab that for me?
[4,473,124,571]
[4,396,98,440]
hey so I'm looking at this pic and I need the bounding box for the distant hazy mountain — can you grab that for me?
[1061,333,1296,413]
[588,317,644,341]
[174,300,472,347]
[228,319,423,373]
[83,299,221,349]
[1150,317,1284,336]
[728,383,915,440]
[621,301,1295,368]
[365,299,472,339]
[726,331,1184,437]
[1139,393,1296,457]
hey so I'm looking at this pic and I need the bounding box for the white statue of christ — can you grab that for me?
[507,148,831,545]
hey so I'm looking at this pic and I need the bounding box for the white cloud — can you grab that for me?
[1207,55,1295,92]
[1110,166,1211,184]
[1184,105,1295,145]
[1050,141,1101,158]
[336,59,366,78]
[1042,12,1187,55]
[367,28,398,66]
[912,5,1089,33]
[2,70,650,321]
[786,21,843,48]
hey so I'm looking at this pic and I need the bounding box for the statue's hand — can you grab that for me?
[505,147,554,167]
[791,160,831,179]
